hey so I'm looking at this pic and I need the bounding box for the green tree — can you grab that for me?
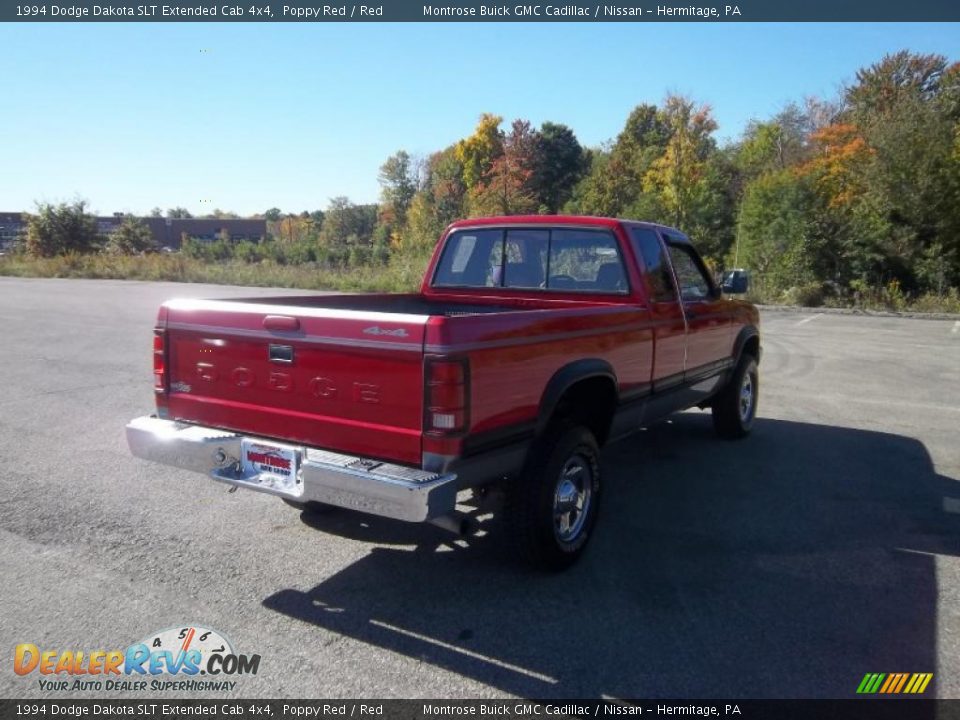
[25,201,101,257]
[617,103,672,171]
[736,171,817,292]
[566,103,670,217]
[107,216,157,254]
[321,197,378,248]
[764,52,960,294]
[535,122,585,213]
[264,207,283,221]
[378,150,419,227]
[643,95,719,229]
[736,121,790,180]
[565,149,626,217]
[861,96,960,291]
[681,151,738,264]
[840,52,960,292]
[846,51,953,122]
[166,207,192,219]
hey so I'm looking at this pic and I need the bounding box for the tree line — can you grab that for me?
[381,50,959,305]
[16,50,960,306]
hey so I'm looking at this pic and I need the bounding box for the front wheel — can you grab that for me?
[712,355,759,439]
[505,424,601,571]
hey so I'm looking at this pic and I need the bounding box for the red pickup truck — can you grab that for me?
[127,215,760,569]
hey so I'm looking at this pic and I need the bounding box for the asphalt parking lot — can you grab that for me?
[0,277,958,700]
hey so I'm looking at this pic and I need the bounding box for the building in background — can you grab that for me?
[0,212,26,249]
[148,217,266,248]
[0,212,266,250]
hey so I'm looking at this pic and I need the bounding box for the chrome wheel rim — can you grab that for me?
[739,372,754,422]
[553,454,593,544]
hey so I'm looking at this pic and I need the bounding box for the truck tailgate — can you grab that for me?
[161,298,427,466]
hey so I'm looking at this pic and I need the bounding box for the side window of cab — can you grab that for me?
[629,227,677,304]
[663,236,717,302]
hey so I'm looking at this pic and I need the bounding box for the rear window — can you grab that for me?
[433,227,628,294]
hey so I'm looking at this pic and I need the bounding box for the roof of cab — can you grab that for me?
[446,215,685,237]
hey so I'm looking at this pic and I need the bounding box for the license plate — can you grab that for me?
[241,440,300,485]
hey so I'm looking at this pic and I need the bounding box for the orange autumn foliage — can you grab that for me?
[797,123,874,209]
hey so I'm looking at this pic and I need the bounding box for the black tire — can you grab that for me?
[282,498,336,515]
[505,424,601,571]
[712,355,759,439]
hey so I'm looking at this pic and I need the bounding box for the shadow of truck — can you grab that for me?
[264,414,959,699]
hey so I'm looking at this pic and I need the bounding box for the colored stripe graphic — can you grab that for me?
[884,673,904,693]
[857,673,885,693]
[857,673,933,694]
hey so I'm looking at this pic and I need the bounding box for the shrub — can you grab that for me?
[909,288,960,314]
[348,245,371,266]
[780,282,829,307]
[234,241,264,264]
[26,201,102,257]
[106,216,157,255]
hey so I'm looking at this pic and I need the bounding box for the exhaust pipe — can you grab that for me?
[429,512,478,536]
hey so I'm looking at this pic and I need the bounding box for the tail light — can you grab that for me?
[425,358,469,435]
[153,329,168,394]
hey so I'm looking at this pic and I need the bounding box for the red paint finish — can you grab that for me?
[151,216,758,467]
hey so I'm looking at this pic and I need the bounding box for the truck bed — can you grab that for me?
[221,293,598,316]
[157,291,634,468]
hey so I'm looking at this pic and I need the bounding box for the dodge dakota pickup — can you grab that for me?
[127,215,760,569]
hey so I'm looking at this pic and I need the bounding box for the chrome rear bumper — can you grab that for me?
[125,416,457,522]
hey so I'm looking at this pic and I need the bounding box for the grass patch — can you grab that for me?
[0,253,425,293]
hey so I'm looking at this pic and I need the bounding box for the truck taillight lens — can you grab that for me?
[426,359,469,434]
[153,330,167,392]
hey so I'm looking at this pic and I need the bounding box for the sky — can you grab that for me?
[0,22,957,216]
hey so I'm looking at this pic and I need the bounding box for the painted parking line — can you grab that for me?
[952,321,959,334]
[796,313,823,325]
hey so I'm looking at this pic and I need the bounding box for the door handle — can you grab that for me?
[263,315,300,332]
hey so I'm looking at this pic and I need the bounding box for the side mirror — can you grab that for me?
[721,270,749,294]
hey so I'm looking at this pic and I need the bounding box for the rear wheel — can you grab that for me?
[505,424,601,571]
[712,355,759,439]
